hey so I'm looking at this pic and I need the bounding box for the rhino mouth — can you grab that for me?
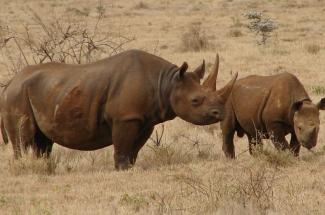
[193,113,224,125]
[301,140,317,150]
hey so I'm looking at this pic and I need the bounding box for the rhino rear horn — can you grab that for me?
[176,62,189,80]
[202,53,219,91]
[193,60,205,80]
[216,72,238,104]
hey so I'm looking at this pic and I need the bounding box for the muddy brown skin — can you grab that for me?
[0,50,237,170]
[221,72,325,158]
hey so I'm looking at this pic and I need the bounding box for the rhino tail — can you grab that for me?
[1,119,8,144]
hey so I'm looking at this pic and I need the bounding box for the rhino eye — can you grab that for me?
[191,97,203,107]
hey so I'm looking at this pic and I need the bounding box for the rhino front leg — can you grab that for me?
[130,126,154,165]
[266,123,289,151]
[112,120,141,170]
[289,133,300,156]
[221,104,236,158]
[222,131,235,158]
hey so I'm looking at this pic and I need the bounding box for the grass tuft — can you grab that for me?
[180,24,213,52]
[305,43,321,54]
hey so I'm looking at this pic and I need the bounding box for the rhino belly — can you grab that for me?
[32,105,113,150]
[39,120,113,150]
[232,85,269,137]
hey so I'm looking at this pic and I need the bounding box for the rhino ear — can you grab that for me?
[176,62,188,80]
[316,98,325,110]
[216,72,238,104]
[203,53,219,91]
[193,60,205,80]
[292,101,304,112]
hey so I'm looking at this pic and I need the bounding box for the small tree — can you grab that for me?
[244,11,277,45]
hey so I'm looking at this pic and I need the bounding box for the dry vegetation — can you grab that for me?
[1,0,325,214]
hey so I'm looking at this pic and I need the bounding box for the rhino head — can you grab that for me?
[170,54,237,125]
[293,98,325,149]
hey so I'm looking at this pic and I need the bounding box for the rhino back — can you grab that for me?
[2,50,176,148]
[232,73,309,136]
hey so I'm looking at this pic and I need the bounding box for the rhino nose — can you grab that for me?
[210,109,221,118]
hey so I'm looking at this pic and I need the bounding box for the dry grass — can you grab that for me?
[134,2,150,10]
[1,0,325,214]
[228,29,243,37]
[180,24,213,52]
[305,43,321,55]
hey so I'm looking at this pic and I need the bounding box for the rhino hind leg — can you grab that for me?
[33,128,54,158]
[2,114,36,159]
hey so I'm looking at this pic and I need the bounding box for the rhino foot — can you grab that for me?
[114,155,132,171]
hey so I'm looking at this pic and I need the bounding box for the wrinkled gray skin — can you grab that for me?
[221,72,325,158]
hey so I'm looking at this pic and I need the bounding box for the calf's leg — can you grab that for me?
[289,133,300,156]
[221,107,236,158]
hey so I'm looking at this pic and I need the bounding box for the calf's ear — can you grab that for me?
[316,98,325,110]
[193,60,205,80]
[292,101,304,112]
[216,72,238,104]
[176,62,188,80]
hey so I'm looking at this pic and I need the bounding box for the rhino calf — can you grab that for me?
[221,72,325,158]
[1,50,237,170]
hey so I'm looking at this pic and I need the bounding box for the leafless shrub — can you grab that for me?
[119,193,149,212]
[149,125,165,146]
[180,24,213,52]
[143,141,193,168]
[231,164,277,212]
[0,7,134,86]
[174,163,278,214]
[150,192,178,214]
[141,127,211,168]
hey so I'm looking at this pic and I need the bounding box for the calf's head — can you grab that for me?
[293,99,325,149]
[170,54,237,125]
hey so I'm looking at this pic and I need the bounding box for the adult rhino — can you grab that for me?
[221,72,325,158]
[1,50,237,170]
